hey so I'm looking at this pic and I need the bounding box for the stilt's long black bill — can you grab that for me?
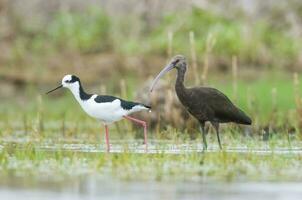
[46,85,63,94]
[149,63,174,92]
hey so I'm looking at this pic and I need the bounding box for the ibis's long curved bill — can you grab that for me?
[46,85,63,94]
[150,63,174,92]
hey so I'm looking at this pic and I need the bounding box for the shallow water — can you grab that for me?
[1,139,302,199]
[1,140,302,155]
[1,179,302,200]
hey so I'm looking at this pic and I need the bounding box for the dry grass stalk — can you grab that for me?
[167,31,174,83]
[164,89,174,120]
[22,114,28,135]
[293,73,302,130]
[189,31,199,85]
[270,87,277,125]
[201,55,209,85]
[100,84,107,94]
[119,79,131,131]
[246,87,253,114]
[271,87,277,111]
[232,55,238,102]
[36,95,44,134]
[293,73,301,109]
[167,31,173,59]
[120,79,127,99]
[201,33,216,85]
[61,112,66,137]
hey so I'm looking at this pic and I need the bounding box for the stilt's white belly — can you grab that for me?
[65,82,149,124]
[80,98,127,124]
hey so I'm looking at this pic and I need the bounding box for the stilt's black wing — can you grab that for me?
[94,95,150,110]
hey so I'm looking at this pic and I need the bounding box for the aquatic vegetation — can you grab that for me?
[0,139,302,183]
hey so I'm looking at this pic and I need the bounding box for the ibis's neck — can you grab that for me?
[175,67,186,94]
[69,82,92,104]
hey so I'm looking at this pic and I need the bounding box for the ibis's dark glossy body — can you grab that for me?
[175,71,251,125]
[150,55,252,150]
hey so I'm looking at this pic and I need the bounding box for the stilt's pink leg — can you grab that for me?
[105,124,110,152]
[123,115,148,151]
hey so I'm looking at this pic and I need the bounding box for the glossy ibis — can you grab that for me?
[46,75,151,152]
[150,55,252,150]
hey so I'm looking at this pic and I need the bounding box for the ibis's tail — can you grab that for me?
[237,109,252,125]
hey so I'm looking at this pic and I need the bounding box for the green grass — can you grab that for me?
[0,142,302,183]
[48,8,111,53]
[212,75,298,121]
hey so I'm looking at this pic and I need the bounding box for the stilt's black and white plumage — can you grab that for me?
[46,74,151,152]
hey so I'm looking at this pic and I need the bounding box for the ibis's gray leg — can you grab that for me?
[211,122,222,150]
[199,122,207,150]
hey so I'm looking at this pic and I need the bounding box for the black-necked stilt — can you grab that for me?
[150,55,252,150]
[46,74,151,152]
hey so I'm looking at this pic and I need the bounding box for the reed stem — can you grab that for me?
[232,55,238,102]
[201,33,215,85]
[189,31,199,85]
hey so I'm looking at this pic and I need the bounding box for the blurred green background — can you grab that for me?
[1,0,302,131]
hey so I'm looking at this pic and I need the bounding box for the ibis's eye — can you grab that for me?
[173,59,180,65]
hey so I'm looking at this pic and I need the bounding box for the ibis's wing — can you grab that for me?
[187,87,251,124]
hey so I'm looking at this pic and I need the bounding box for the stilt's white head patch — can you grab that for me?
[62,74,80,91]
